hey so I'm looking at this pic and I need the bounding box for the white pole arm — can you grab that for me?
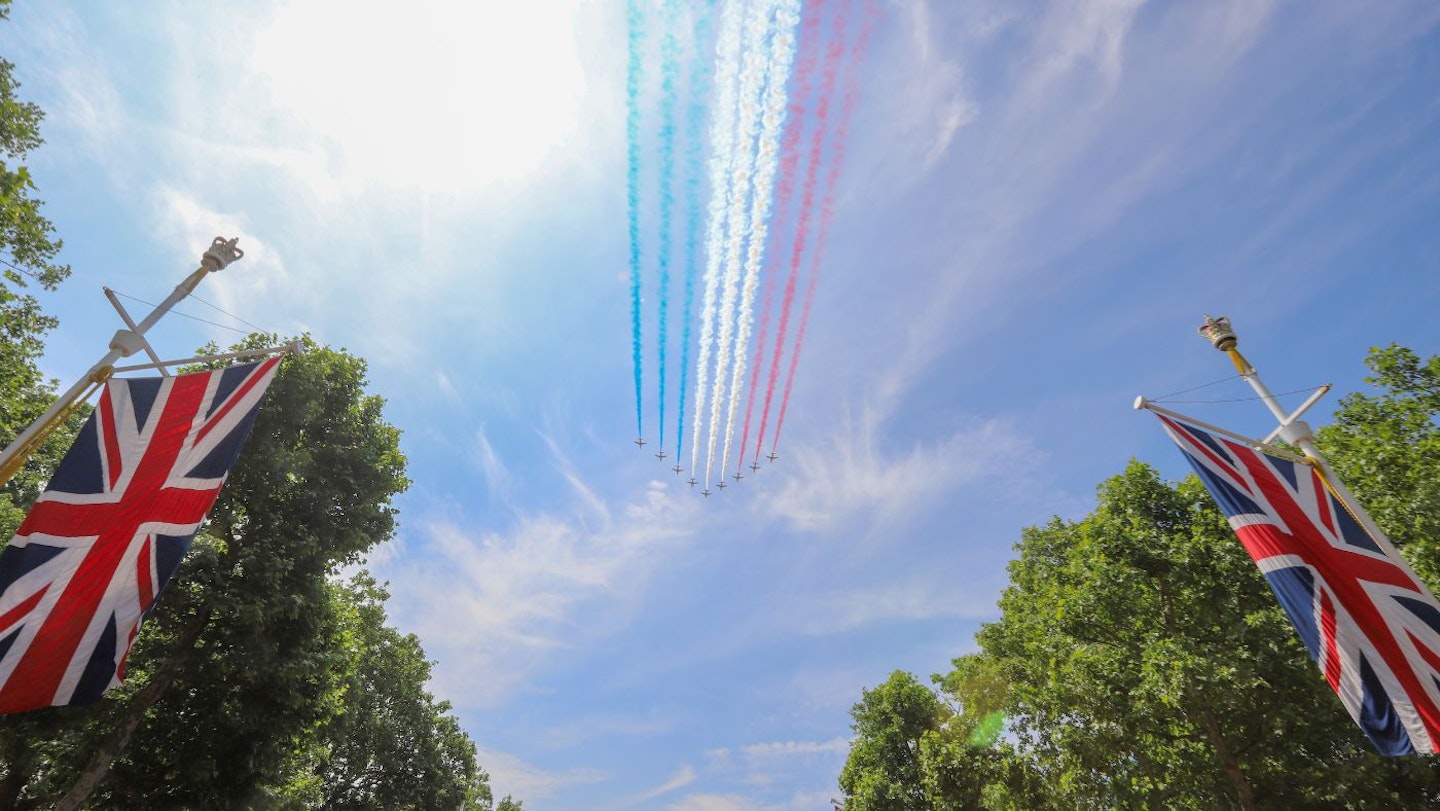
[1133,397,1309,464]
[0,237,243,484]
[1192,315,1414,564]
[104,286,169,377]
[110,341,301,374]
[1262,384,1332,446]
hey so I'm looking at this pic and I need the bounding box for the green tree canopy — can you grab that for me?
[840,345,1440,810]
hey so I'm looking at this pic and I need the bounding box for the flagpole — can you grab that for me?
[0,237,244,487]
[1195,314,1403,559]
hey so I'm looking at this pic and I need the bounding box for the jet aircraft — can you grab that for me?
[655,449,667,461]
[672,464,683,475]
[750,462,761,472]
[634,437,646,447]
[766,451,778,462]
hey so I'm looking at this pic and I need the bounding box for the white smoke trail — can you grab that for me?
[703,0,772,487]
[689,0,746,478]
[718,0,800,478]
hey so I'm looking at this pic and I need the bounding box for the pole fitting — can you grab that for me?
[201,237,244,272]
[1198,314,1237,352]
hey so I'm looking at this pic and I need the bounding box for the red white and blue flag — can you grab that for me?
[1157,414,1440,755]
[0,357,280,713]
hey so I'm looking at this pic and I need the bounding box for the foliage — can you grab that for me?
[314,573,496,811]
[840,346,1440,810]
[1317,344,1440,585]
[0,0,71,541]
[838,670,947,811]
[0,339,506,808]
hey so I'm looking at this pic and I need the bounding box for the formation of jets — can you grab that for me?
[634,440,780,498]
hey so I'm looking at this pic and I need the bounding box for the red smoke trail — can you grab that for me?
[770,0,877,454]
[755,0,849,464]
[736,0,826,474]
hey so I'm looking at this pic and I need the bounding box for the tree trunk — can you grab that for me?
[1195,700,1259,811]
[51,610,210,811]
[1154,578,1258,811]
[0,756,30,811]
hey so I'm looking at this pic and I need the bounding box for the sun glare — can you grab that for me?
[253,0,587,191]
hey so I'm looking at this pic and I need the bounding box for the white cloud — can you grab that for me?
[474,746,606,803]
[251,0,588,192]
[376,474,693,708]
[471,424,514,500]
[668,795,758,811]
[146,187,297,341]
[763,406,1038,536]
[604,765,697,810]
[790,574,1001,636]
[738,739,848,759]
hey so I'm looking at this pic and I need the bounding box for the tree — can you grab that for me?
[313,574,497,810]
[943,460,1440,808]
[0,339,513,809]
[838,670,947,811]
[0,0,71,541]
[843,342,1440,809]
[65,338,412,808]
[1317,344,1440,585]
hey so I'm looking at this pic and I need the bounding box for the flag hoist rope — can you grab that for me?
[1135,314,1411,568]
[0,237,295,488]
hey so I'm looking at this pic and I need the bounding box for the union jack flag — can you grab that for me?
[1157,414,1440,755]
[0,357,280,713]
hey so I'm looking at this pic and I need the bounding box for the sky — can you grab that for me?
[4,0,1440,808]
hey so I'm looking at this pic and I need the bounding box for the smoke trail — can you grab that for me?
[689,0,746,477]
[675,1,717,465]
[717,0,801,478]
[738,0,823,470]
[757,0,849,461]
[702,0,771,487]
[772,0,877,453]
[655,0,680,452]
[626,0,645,439]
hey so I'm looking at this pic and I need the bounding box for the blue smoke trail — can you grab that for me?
[626,0,645,439]
[656,0,679,453]
[675,0,716,463]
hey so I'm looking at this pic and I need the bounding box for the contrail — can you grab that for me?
[773,0,877,453]
[758,0,848,461]
[738,0,823,471]
[717,0,801,478]
[675,1,717,465]
[655,0,680,452]
[626,0,645,439]
[702,0,770,487]
[689,0,746,477]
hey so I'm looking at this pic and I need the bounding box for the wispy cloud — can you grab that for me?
[738,738,848,759]
[604,765,697,810]
[474,746,606,804]
[667,795,757,811]
[376,475,693,708]
[471,424,514,502]
[762,406,1039,536]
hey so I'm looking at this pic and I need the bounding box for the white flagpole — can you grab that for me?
[0,237,244,486]
[1193,315,1405,560]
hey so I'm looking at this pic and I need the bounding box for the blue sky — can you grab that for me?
[6,1,1440,807]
